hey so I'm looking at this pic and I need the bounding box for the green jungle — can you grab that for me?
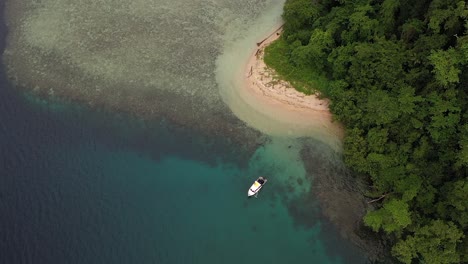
[265,0,468,263]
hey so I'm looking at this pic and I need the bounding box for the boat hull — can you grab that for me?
[247,177,267,197]
[248,185,263,197]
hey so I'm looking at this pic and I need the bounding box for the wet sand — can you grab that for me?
[231,26,344,150]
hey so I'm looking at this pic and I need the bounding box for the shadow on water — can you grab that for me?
[297,139,386,262]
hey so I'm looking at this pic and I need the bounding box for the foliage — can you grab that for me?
[364,199,412,234]
[429,48,462,87]
[392,220,464,264]
[269,0,468,262]
[264,37,330,94]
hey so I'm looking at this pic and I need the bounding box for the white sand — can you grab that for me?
[216,8,343,150]
[245,27,331,112]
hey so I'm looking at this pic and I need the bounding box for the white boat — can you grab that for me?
[247,177,267,197]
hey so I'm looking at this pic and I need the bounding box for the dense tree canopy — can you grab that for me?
[265,0,468,262]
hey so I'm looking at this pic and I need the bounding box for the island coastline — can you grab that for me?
[239,26,344,148]
[246,26,330,113]
[241,26,388,260]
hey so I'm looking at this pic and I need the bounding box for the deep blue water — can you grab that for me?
[0,3,365,263]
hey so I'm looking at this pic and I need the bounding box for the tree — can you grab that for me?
[365,90,400,125]
[380,0,400,31]
[437,179,468,228]
[400,19,425,44]
[366,127,388,153]
[427,1,468,35]
[397,85,423,115]
[392,220,464,264]
[426,89,461,144]
[327,44,355,79]
[345,4,381,42]
[429,48,462,87]
[455,124,468,167]
[364,199,412,234]
[347,39,405,90]
[395,174,423,202]
[343,128,368,173]
[283,0,321,43]
[290,29,334,70]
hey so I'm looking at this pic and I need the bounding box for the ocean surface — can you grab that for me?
[0,2,366,263]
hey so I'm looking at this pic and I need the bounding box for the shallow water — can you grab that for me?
[3,0,280,115]
[0,0,367,263]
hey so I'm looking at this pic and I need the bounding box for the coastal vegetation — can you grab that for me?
[264,0,468,263]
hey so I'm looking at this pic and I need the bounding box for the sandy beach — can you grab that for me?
[245,26,331,113]
[239,26,344,148]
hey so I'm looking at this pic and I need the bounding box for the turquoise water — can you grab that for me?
[0,88,365,263]
[93,152,328,263]
[65,141,360,263]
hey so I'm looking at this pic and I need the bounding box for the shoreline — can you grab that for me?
[239,26,344,149]
[246,28,385,261]
[246,26,330,113]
